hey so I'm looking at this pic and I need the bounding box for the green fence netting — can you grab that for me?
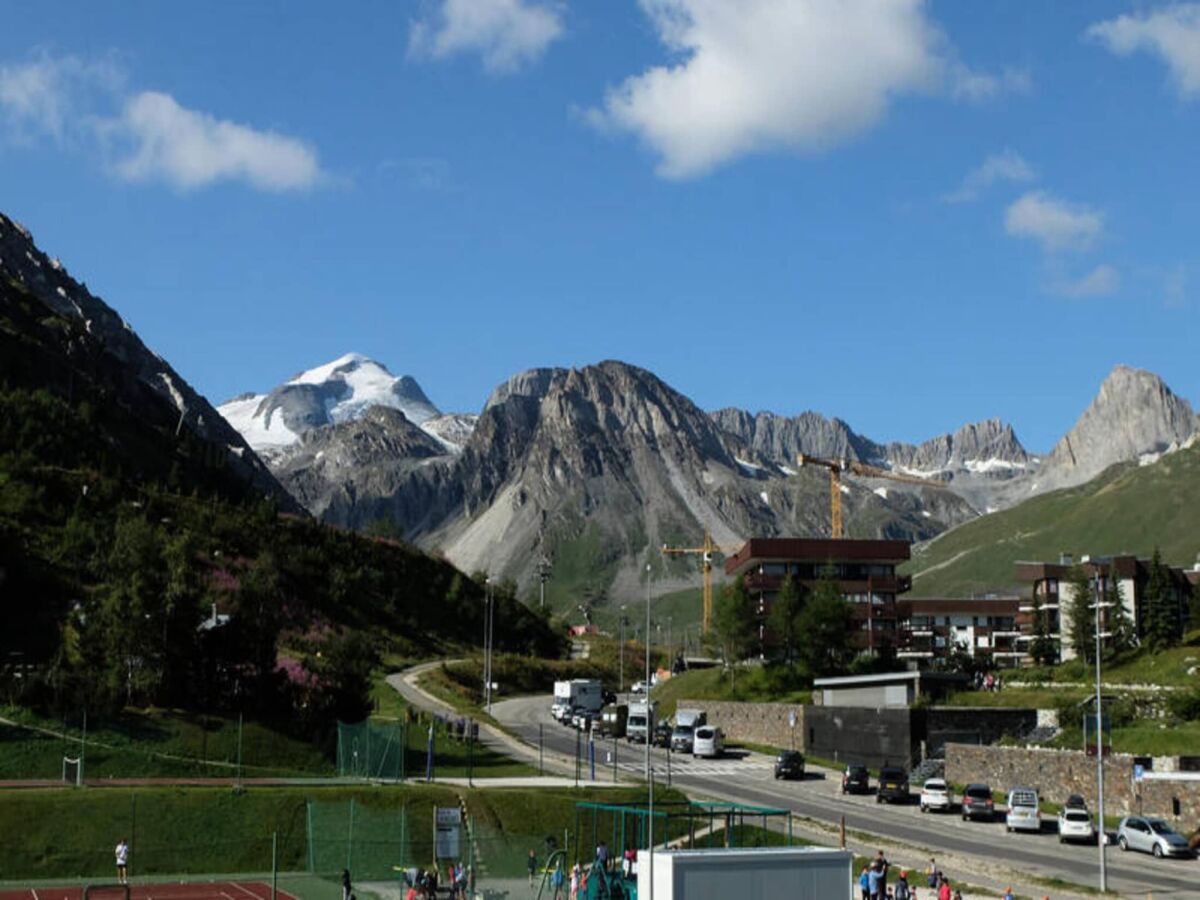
[336,719,405,780]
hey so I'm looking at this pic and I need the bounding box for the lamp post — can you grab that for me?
[619,605,627,692]
[1093,570,1107,893]
[644,563,652,784]
[483,577,495,715]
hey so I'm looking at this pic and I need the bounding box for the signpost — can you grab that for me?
[434,807,462,860]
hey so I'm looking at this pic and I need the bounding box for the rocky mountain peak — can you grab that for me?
[1037,365,1199,491]
[219,352,441,452]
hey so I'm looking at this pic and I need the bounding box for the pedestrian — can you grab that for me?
[551,861,566,900]
[952,891,962,900]
[341,868,353,900]
[1002,888,1014,900]
[871,860,889,900]
[894,870,910,900]
[569,862,581,900]
[596,839,609,870]
[859,865,871,900]
[937,876,951,900]
[528,848,538,886]
[115,838,129,885]
[622,845,635,879]
[925,858,938,890]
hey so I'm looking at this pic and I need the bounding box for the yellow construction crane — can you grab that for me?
[661,531,742,635]
[796,453,948,539]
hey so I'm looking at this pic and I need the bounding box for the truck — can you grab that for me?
[551,679,604,724]
[670,708,706,753]
[596,703,628,739]
[627,699,658,744]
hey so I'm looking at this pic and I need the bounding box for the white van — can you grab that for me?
[1006,787,1041,833]
[692,726,724,759]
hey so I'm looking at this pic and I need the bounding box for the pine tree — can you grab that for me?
[1143,548,1177,651]
[1065,566,1096,664]
[1029,593,1057,666]
[714,575,757,687]
[767,573,803,667]
[796,566,855,677]
[1105,568,1137,655]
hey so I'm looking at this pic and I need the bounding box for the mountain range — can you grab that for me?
[221,351,1197,605]
[6,209,1198,608]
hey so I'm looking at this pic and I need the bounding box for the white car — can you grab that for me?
[919,779,953,813]
[692,726,724,759]
[1005,787,1041,834]
[630,681,648,694]
[1057,808,1096,844]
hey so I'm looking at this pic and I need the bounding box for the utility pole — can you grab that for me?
[535,511,553,610]
[1093,569,1108,893]
[619,606,627,692]
[483,578,495,714]
[644,563,652,785]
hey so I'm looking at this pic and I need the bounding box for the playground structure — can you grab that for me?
[535,800,795,900]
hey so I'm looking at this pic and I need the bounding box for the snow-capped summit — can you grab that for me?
[219,353,442,452]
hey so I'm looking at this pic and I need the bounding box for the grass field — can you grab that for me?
[905,443,1200,597]
[0,783,677,883]
[650,665,810,719]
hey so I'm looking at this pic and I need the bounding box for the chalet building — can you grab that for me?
[1015,553,1197,662]
[723,538,911,654]
[893,596,1023,667]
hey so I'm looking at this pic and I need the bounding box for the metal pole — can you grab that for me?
[80,710,86,784]
[645,563,651,784]
[1094,571,1107,893]
[487,581,495,715]
[482,578,490,707]
[539,724,544,775]
[236,713,243,785]
[468,719,474,787]
[619,609,625,693]
[648,767,654,900]
[271,830,278,900]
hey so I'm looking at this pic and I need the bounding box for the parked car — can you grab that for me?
[670,724,696,754]
[919,778,953,813]
[1058,808,1096,844]
[630,681,648,694]
[1005,787,1041,833]
[692,726,724,759]
[774,751,805,780]
[841,764,870,795]
[961,783,996,822]
[1117,817,1194,858]
[1064,793,1088,810]
[876,766,910,804]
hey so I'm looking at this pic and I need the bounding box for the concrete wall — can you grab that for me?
[919,708,1037,758]
[820,683,912,709]
[682,699,914,770]
[945,743,1200,826]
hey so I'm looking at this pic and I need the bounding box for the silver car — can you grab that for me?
[1116,816,1193,858]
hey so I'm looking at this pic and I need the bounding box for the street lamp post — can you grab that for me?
[1093,570,1107,893]
[619,605,627,693]
[644,563,652,784]
[483,577,495,715]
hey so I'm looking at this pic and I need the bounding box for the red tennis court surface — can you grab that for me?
[0,882,297,900]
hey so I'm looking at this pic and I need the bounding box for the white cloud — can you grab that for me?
[1087,4,1200,98]
[0,54,121,143]
[107,92,322,192]
[943,149,1035,203]
[584,0,1021,179]
[950,64,1032,102]
[1051,264,1120,298]
[409,0,564,74]
[0,53,324,192]
[1004,191,1104,252]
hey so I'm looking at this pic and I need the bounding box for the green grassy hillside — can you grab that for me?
[905,443,1200,596]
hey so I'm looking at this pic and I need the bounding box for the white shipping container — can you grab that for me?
[638,846,852,900]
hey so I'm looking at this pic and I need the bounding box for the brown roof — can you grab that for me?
[725,537,910,576]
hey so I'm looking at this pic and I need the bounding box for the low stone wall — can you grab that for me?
[677,699,805,750]
[945,743,1200,826]
[920,707,1037,758]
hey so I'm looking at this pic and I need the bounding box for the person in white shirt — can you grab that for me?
[115,838,129,884]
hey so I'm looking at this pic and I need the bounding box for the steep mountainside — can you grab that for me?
[0,212,290,505]
[283,361,975,602]
[218,353,444,455]
[906,437,1200,597]
[1034,365,1198,493]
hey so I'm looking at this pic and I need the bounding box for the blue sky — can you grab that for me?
[1,0,1196,451]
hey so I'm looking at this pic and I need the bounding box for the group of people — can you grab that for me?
[973,671,1003,692]
[400,860,471,900]
[529,839,632,900]
[859,854,1056,900]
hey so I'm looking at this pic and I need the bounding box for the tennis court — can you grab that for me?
[0,881,297,900]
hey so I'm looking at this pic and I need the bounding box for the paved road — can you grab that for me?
[492,693,1199,898]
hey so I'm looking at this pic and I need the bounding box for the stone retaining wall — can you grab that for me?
[678,699,805,750]
[945,743,1200,826]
